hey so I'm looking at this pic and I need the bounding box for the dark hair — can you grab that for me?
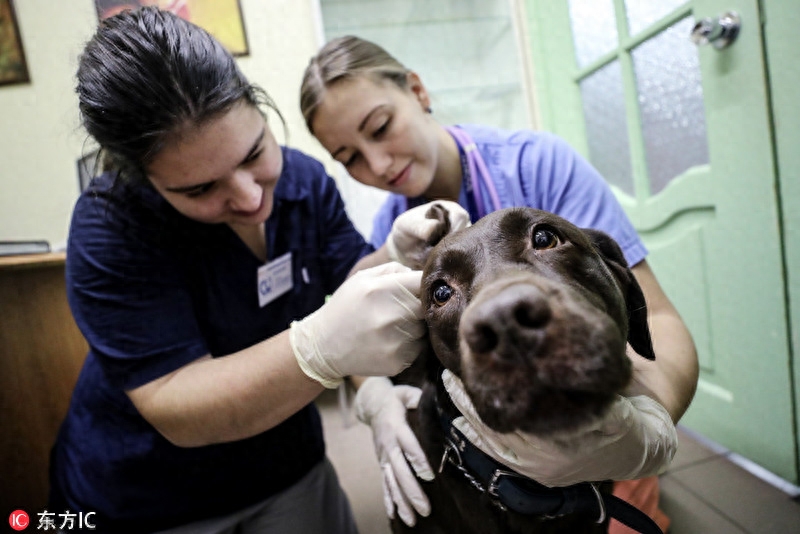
[300,35,409,133]
[77,6,283,185]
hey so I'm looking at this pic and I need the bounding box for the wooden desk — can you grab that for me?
[0,252,88,513]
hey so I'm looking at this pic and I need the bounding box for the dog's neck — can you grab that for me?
[430,371,615,522]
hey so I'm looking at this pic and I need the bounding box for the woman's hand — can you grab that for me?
[387,200,470,269]
[355,376,434,526]
[442,370,678,487]
[290,263,426,388]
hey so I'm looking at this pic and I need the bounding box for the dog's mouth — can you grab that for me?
[454,281,632,435]
[458,337,631,434]
[461,373,622,434]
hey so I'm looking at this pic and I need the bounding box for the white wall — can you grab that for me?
[0,0,331,247]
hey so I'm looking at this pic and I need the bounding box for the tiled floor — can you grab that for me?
[317,389,800,534]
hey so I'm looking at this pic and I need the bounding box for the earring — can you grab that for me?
[425,106,432,114]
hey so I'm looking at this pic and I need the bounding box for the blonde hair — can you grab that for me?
[300,35,409,133]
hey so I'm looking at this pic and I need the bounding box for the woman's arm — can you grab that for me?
[625,260,699,423]
[127,331,323,447]
[128,263,426,448]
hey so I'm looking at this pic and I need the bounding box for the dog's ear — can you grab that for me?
[424,203,453,246]
[624,274,656,361]
[398,203,454,270]
[583,228,656,361]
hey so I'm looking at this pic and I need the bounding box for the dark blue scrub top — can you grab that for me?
[49,148,373,533]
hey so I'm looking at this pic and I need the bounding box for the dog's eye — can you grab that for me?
[532,227,559,250]
[432,283,453,306]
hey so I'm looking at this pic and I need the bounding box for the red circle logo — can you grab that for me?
[9,510,29,531]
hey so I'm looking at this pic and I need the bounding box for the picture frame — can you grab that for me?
[0,0,30,86]
[95,0,249,57]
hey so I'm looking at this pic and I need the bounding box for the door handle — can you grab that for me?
[691,11,740,49]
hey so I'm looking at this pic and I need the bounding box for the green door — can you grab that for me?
[525,0,795,482]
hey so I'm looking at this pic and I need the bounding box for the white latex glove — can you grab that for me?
[356,377,434,527]
[442,370,677,487]
[386,200,471,269]
[289,263,426,388]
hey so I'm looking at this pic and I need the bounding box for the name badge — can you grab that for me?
[257,252,293,307]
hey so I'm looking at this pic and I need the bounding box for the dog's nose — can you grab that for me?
[461,284,551,363]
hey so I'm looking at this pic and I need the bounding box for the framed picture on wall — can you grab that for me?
[0,0,30,86]
[95,0,249,56]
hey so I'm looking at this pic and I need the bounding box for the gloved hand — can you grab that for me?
[386,200,470,269]
[442,370,677,487]
[289,263,426,388]
[355,377,434,527]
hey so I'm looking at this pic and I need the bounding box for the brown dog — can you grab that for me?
[393,206,657,534]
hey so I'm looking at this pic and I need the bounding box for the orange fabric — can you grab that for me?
[608,477,670,534]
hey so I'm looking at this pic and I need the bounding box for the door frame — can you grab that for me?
[763,0,800,478]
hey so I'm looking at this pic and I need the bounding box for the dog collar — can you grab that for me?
[434,373,663,534]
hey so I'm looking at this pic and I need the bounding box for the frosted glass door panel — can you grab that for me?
[632,16,709,194]
[568,0,618,67]
[625,0,689,35]
[579,60,634,195]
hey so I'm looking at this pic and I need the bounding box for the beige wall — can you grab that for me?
[0,0,327,247]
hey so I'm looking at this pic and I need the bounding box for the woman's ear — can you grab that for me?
[407,71,431,112]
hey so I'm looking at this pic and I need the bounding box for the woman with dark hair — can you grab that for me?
[49,9,429,533]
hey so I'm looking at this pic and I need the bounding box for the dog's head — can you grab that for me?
[421,207,654,435]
